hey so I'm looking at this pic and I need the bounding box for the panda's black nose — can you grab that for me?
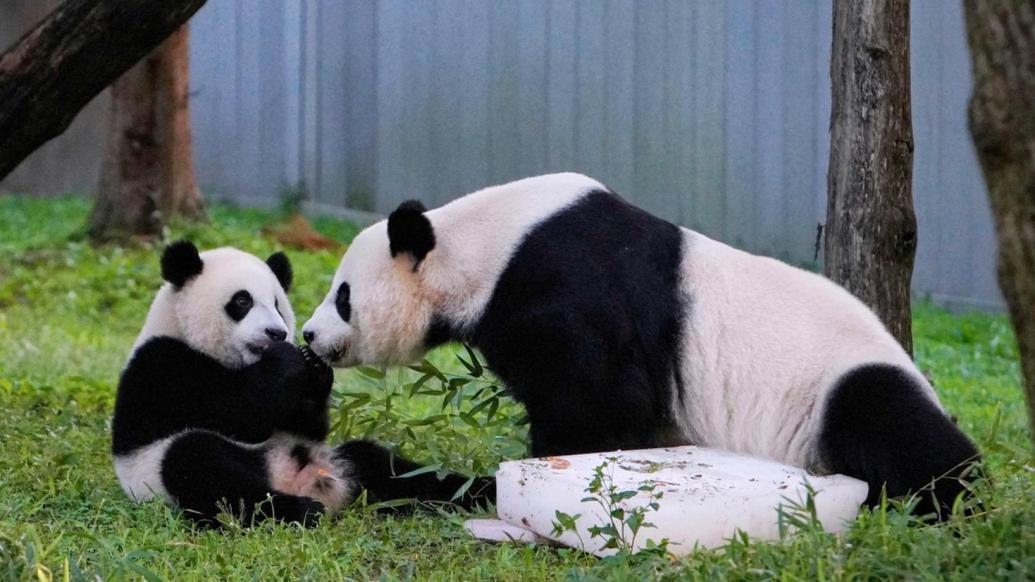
[302,330,315,344]
[265,328,287,341]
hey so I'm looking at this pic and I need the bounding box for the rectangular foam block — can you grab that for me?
[494,446,868,557]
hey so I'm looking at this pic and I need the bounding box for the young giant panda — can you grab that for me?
[113,241,488,528]
[302,173,980,518]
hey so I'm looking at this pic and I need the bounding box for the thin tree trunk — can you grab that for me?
[156,25,205,222]
[0,0,207,182]
[825,0,917,356]
[89,24,205,240]
[964,0,1035,442]
[91,51,161,237]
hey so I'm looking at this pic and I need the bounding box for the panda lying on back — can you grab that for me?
[302,173,981,519]
[113,241,491,528]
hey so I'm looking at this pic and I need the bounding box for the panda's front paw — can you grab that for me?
[299,345,334,401]
[258,342,309,401]
[264,495,325,528]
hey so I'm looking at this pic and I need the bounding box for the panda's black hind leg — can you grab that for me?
[335,440,496,511]
[817,364,982,520]
[161,431,324,528]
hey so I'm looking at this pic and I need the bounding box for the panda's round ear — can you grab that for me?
[161,240,203,289]
[387,200,435,268]
[266,251,293,292]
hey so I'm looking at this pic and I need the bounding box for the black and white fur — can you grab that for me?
[113,242,491,527]
[303,173,980,518]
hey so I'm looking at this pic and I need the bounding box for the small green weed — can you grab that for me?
[551,457,670,560]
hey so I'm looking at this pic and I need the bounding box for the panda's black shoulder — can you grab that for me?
[118,336,232,396]
[125,336,214,373]
[113,337,236,454]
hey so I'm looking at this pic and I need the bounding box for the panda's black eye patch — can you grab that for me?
[335,282,351,322]
[225,290,253,322]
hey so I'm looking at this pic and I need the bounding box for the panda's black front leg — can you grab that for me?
[335,440,496,511]
[272,345,334,441]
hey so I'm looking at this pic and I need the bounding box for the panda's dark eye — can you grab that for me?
[225,290,253,322]
[335,282,351,322]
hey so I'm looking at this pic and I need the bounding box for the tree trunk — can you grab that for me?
[0,0,208,182]
[964,0,1035,442]
[90,24,205,240]
[825,0,917,356]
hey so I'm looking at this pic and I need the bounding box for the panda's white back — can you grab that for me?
[676,229,936,467]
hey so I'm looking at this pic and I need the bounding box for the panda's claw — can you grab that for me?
[299,345,317,365]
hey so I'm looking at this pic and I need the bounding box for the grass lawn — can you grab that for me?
[0,195,1032,581]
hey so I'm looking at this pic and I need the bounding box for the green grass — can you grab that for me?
[0,195,1032,581]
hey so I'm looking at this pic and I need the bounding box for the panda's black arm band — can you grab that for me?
[113,338,283,452]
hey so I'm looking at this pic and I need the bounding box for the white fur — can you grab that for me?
[264,434,355,513]
[114,433,180,503]
[133,247,294,368]
[304,173,604,365]
[305,173,940,471]
[674,230,940,469]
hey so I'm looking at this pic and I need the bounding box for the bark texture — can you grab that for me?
[90,25,206,240]
[964,0,1035,440]
[0,0,208,182]
[825,0,917,355]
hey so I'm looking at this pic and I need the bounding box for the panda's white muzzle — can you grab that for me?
[301,303,350,366]
[238,306,291,362]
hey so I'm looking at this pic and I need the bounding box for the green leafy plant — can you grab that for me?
[331,345,528,500]
[552,457,671,560]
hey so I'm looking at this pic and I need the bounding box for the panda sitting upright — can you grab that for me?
[302,172,981,519]
[113,241,490,528]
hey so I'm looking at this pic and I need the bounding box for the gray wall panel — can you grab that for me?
[0,1,1002,310]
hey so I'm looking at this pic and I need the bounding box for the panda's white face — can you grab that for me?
[137,245,296,369]
[178,250,294,368]
[303,222,433,367]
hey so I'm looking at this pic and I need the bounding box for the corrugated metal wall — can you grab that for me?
[0,0,1000,310]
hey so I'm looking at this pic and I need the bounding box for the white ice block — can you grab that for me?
[496,446,868,557]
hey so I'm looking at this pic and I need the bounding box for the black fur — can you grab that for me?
[224,290,253,322]
[336,440,496,511]
[335,282,351,322]
[290,443,313,468]
[161,431,324,528]
[387,200,436,266]
[423,315,456,349]
[266,251,293,292]
[161,240,204,288]
[468,190,686,456]
[112,338,334,526]
[818,364,981,519]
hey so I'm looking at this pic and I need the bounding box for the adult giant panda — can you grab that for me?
[302,172,981,518]
[113,241,490,528]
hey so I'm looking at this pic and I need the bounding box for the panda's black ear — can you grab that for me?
[387,200,435,267]
[161,240,203,288]
[266,251,293,292]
